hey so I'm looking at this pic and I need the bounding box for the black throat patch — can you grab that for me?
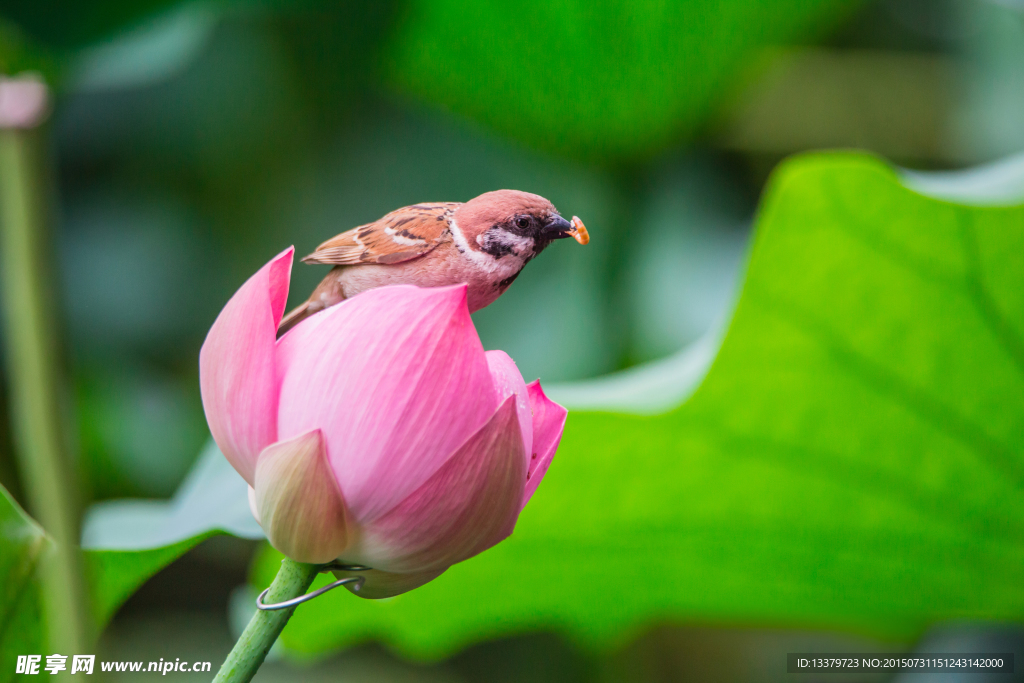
[478,226,534,259]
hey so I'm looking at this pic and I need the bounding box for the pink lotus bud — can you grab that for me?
[0,74,49,129]
[200,249,567,598]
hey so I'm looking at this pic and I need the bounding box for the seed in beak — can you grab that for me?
[568,216,589,245]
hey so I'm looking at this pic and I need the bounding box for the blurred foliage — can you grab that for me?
[77,366,208,499]
[952,0,1024,161]
[2,0,1024,677]
[0,0,868,161]
[0,0,182,49]
[85,534,215,629]
[384,0,864,160]
[0,19,64,85]
[0,486,45,682]
[714,48,958,163]
[78,441,263,626]
[247,152,1024,657]
[0,477,212,673]
[622,156,749,362]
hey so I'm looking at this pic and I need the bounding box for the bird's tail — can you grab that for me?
[278,267,347,338]
[277,301,321,338]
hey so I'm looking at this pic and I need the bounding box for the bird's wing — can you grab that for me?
[302,202,460,266]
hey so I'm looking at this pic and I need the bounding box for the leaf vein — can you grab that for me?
[757,292,1023,491]
[956,209,1024,380]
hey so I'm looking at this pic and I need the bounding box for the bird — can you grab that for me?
[277,189,588,336]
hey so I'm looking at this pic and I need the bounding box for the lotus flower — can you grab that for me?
[199,248,566,598]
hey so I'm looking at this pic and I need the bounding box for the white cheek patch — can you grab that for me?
[449,218,501,272]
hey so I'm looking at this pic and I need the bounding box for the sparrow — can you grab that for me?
[277,190,588,336]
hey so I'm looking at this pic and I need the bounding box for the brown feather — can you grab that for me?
[277,266,347,338]
[302,203,460,266]
[278,301,318,338]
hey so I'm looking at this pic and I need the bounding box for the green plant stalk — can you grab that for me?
[213,558,319,683]
[0,129,91,659]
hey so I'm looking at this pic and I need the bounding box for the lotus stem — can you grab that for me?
[0,83,92,660]
[212,558,319,683]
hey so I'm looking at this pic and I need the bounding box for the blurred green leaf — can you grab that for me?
[84,535,213,628]
[251,151,1024,657]
[0,485,46,679]
[80,441,263,627]
[0,18,65,85]
[0,471,234,647]
[384,0,863,160]
[0,444,261,638]
[1,0,184,49]
[71,5,217,91]
[77,368,209,499]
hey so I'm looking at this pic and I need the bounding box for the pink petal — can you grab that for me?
[200,248,292,484]
[485,350,532,467]
[276,284,497,522]
[346,396,526,573]
[522,380,567,507]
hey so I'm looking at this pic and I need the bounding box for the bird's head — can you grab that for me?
[454,190,583,259]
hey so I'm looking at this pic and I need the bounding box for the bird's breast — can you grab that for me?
[446,242,527,311]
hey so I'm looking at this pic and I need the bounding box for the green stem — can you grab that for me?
[213,558,319,683]
[0,128,91,658]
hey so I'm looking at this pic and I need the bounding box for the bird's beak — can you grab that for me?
[542,214,575,239]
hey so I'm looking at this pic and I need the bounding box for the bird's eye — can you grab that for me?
[516,217,530,229]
